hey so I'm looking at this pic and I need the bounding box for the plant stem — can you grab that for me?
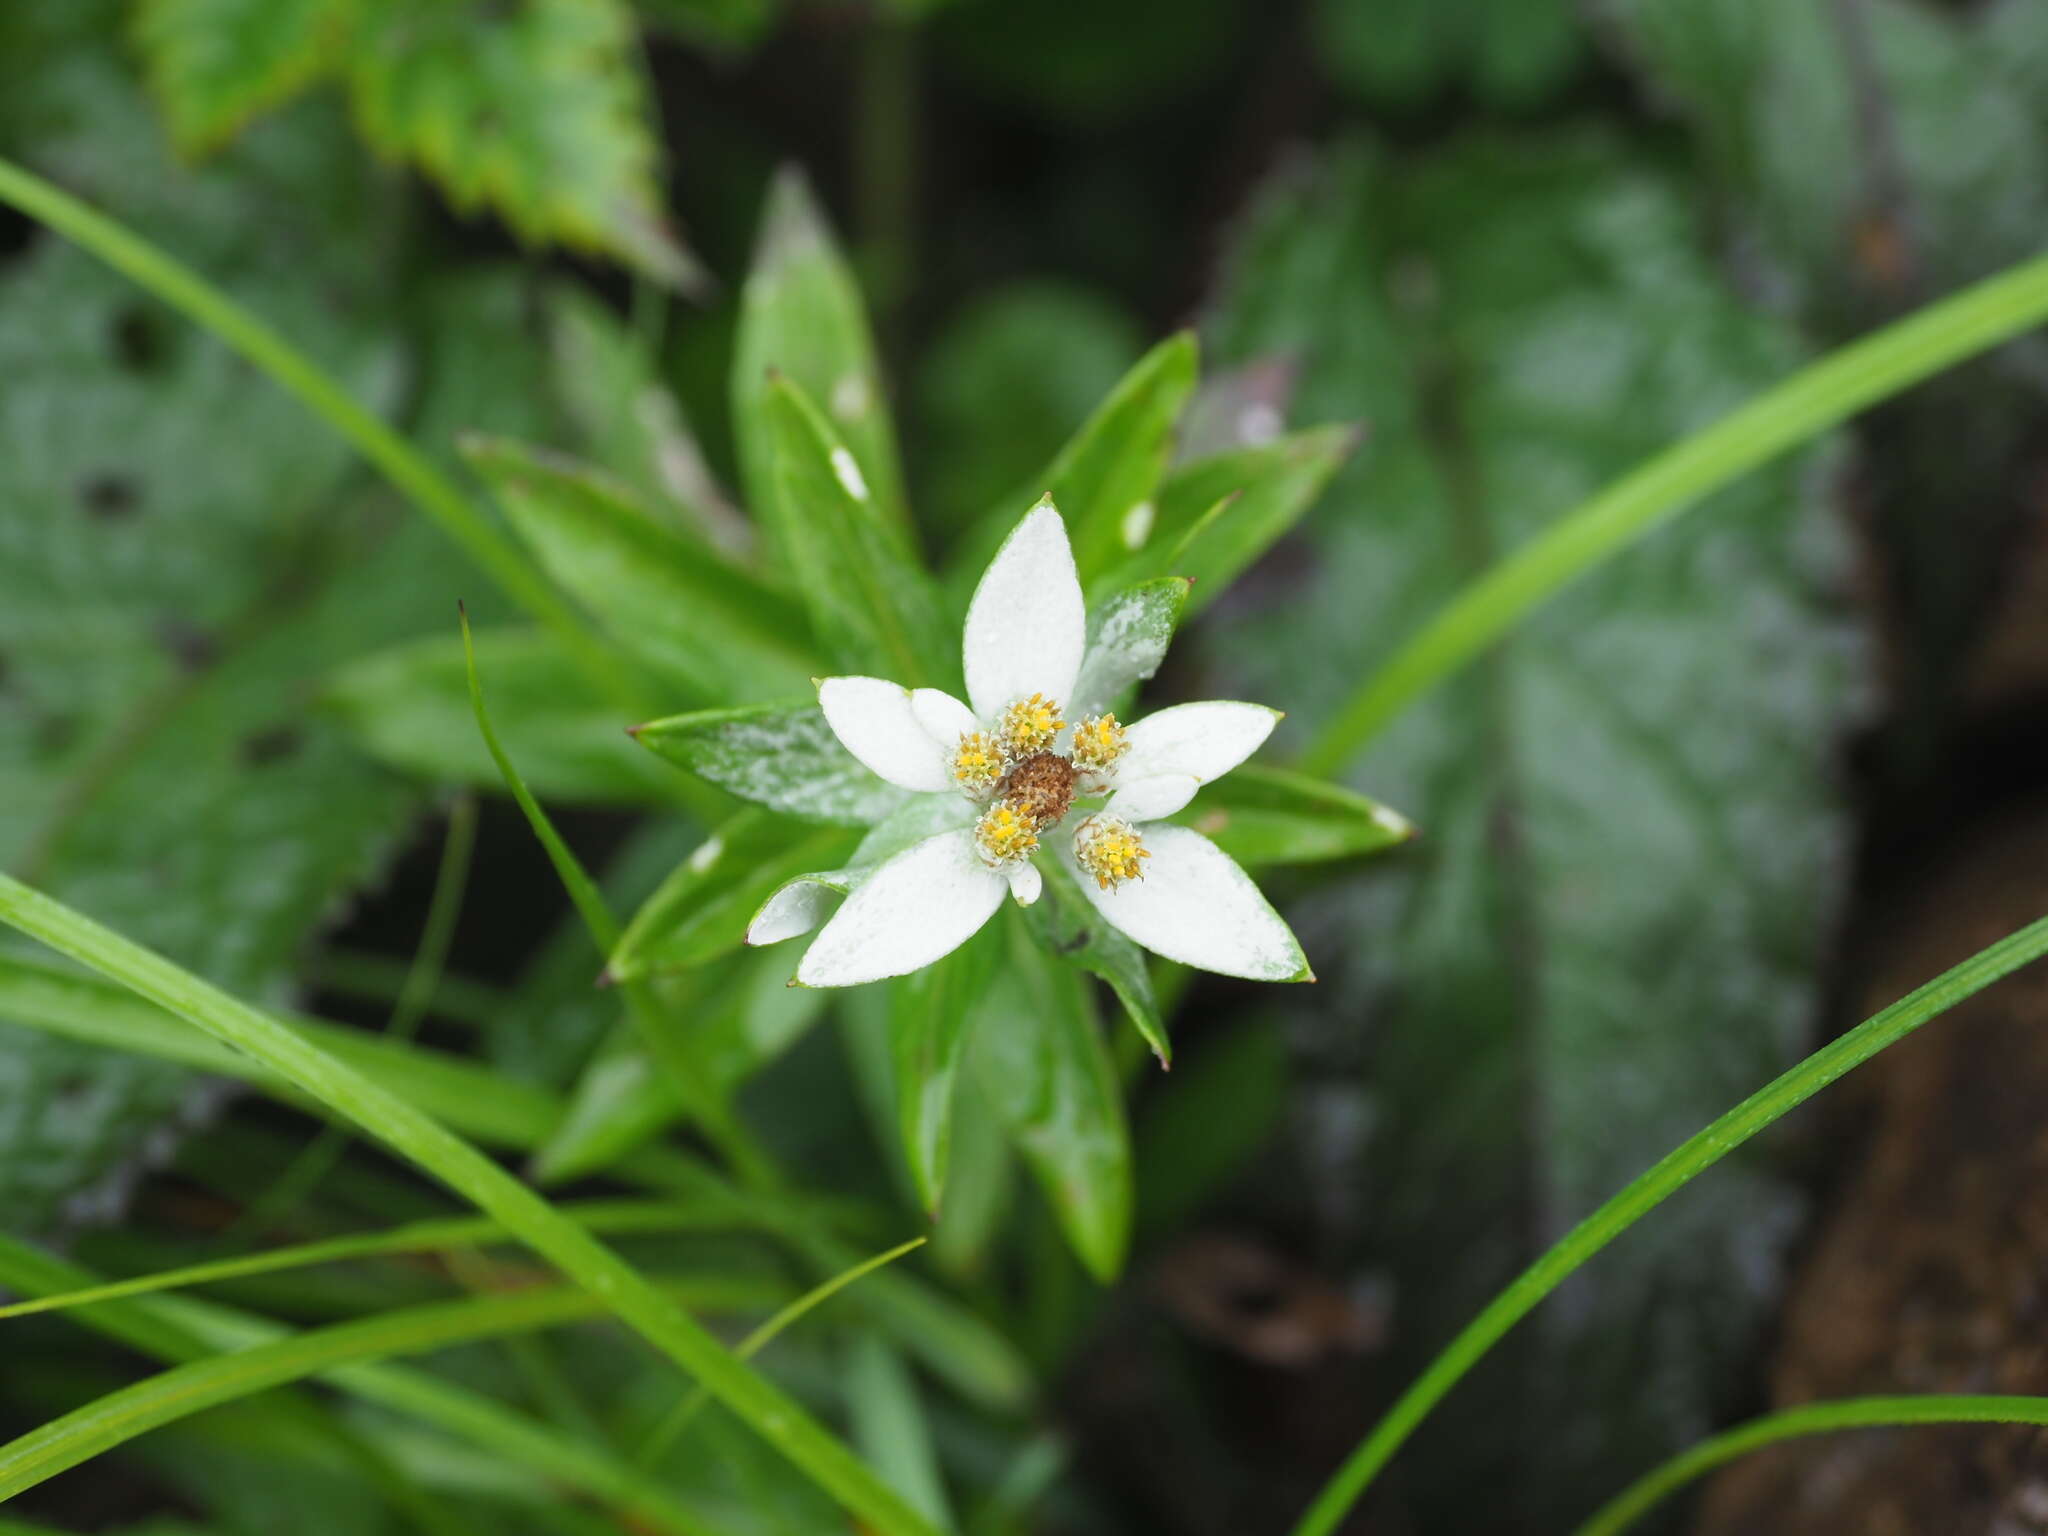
[1302,250,2048,776]
[1289,910,2048,1536]
[0,871,938,1536]
[0,155,623,699]
[1573,1395,2048,1536]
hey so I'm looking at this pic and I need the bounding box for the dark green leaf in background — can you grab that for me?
[1204,134,1864,1522]
[1313,0,1585,110]
[889,924,1000,1214]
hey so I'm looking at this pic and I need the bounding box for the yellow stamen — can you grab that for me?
[974,799,1040,866]
[951,729,1004,795]
[1070,713,1127,774]
[996,693,1065,758]
[1073,815,1148,890]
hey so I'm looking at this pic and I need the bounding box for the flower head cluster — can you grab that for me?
[747,500,1310,988]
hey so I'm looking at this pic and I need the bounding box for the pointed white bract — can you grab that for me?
[750,500,1309,987]
[796,830,1007,986]
[963,499,1086,721]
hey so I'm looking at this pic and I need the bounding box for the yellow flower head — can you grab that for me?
[1069,713,1127,774]
[950,729,1005,795]
[996,692,1065,758]
[974,799,1040,866]
[1073,814,1149,891]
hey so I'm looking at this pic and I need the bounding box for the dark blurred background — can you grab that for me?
[6,1,2048,1532]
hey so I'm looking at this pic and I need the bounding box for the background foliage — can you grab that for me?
[3,1,2046,1533]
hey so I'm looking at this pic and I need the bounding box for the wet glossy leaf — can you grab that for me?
[610,811,863,981]
[972,917,1132,1282]
[632,701,908,827]
[462,434,816,703]
[1045,333,1199,583]
[890,925,1000,1213]
[1068,577,1189,721]
[1205,136,1863,1519]
[759,376,951,682]
[1173,765,1415,868]
[326,627,677,805]
[733,169,909,543]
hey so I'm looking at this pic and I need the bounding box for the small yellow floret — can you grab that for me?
[951,730,1004,795]
[974,799,1040,866]
[997,693,1065,758]
[1069,713,1127,774]
[1073,815,1149,890]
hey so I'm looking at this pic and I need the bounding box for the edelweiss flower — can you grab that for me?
[747,500,1310,987]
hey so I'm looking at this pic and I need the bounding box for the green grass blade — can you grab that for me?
[0,872,940,1536]
[0,1199,715,1321]
[1290,910,2048,1536]
[639,1235,926,1463]
[1302,250,2048,776]
[0,1281,737,1532]
[1573,1396,2048,1536]
[0,154,624,701]
[459,606,775,1188]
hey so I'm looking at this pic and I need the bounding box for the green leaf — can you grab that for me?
[347,0,698,287]
[634,0,779,49]
[0,874,943,1536]
[1205,136,1862,1521]
[632,700,907,826]
[463,435,815,704]
[547,283,748,550]
[326,627,677,804]
[1174,764,1415,867]
[610,812,864,981]
[1117,425,1358,613]
[134,0,348,154]
[1069,577,1189,719]
[1021,855,1168,1067]
[845,1335,955,1534]
[971,917,1132,1282]
[733,168,909,542]
[1046,332,1199,582]
[760,374,950,681]
[890,925,1000,1214]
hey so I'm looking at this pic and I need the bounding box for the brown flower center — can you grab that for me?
[999,751,1078,828]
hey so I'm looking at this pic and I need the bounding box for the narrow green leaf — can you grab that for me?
[1068,577,1190,720]
[1136,424,1358,612]
[733,167,908,540]
[1051,332,1199,581]
[0,877,939,1536]
[347,0,699,287]
[463,435,815,703]
[972,918,1132,1281]
[632,700,908,827]
[761,374,950,680]
[134,0,347,154]
[847,1335,956,1533]
[1174,764,1416,867]
[610,812,864,981]
[891,927,1000,1214]
[327,627,678,805]
[1020,856,1169,1067]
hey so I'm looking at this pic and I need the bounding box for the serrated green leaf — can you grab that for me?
[760,375,951,681]
[972,916,1131,1282]
[134,0,348,154]
[1020,857,1168,1067]
[348,0,697,287]
[1205,135,1862,1520]
[610,811,863,981]
[463,435,815,704]
[734,168,909,542]
[890,924,999,1214]
[1113,424,1358,613]
[1068,576,1189,719]
[1173,764,1415,867]
[326,627,676,805]
[632,700,908,826]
